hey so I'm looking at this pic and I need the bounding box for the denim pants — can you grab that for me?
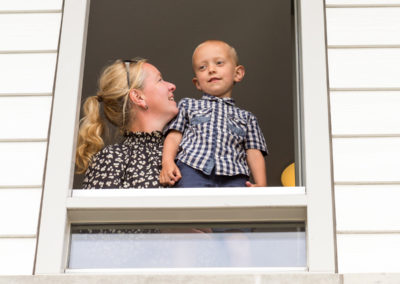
[176,160,251,232]
[175,160,247,188]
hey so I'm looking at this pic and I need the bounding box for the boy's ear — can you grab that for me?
[129,89,146,108]
[233,65,245,83]
[192,77,202,91]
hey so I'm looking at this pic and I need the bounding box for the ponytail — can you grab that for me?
[75,96,104,173]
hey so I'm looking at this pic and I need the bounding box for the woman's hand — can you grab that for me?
[160,160,182,186]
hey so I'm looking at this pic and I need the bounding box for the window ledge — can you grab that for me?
[67,187,306,223]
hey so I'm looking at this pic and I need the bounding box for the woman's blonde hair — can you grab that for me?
[75,58,147,173]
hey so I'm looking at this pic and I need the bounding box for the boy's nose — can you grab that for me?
[208,64,216,73]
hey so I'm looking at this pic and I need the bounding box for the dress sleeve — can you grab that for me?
[164,99,188,134]
[82,145,125,189]
[244,113,269,156]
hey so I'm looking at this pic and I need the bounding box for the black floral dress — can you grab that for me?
[82,131,164,189]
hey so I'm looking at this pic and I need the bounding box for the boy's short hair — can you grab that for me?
[192,40,239,68]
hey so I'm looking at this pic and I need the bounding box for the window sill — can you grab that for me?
[67,187,306,223]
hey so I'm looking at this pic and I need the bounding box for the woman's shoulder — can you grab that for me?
[82,142,129,189]
[90,142,129,163]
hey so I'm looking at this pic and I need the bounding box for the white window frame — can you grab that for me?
[34,0,336,274]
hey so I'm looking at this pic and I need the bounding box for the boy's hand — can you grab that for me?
[160,161,182,186]
[245,181,264,187]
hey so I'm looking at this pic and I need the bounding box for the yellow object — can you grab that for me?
[281,163,295,187]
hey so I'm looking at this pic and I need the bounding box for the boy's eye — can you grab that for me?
[199,65,206,71]
[216,60,223,65]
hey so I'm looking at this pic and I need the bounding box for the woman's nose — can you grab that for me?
[168,82,176,92]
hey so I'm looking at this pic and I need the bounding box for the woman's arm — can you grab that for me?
[160,130,183,186]
[245,149,267,187]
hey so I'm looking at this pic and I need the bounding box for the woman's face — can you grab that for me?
[141,63,178,121]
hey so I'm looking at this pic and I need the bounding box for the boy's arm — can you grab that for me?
[160,130,183,186]
[245,149,267,187]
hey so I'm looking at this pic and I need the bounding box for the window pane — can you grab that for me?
[68,223,306,269]
[73,0,298,188]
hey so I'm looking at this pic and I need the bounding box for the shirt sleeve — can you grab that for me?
[82,146,125,189]
[244,113,269,156]
[164,98,188,134]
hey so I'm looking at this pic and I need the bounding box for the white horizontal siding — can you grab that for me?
[0,142,47,186]
[0,53,57,94]
[0,0,62,11]
[332,137,400,182]
[326,0,400,5]
[0,238,36,275]
[328,48,400,89]
[0,1,62,277]
[330,91,400,135]
[0,189,41,235]
[326,8,400,45]
[335,185,400,231]
[0,13,61,52]
[0,96,52,139]
[337,234,400,273]
[326,2,400,274]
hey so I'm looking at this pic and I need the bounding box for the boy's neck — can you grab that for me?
[205,91,233,99]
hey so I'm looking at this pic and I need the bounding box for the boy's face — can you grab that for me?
[192,42,245,98]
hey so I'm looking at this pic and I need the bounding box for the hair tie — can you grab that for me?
[96,95,103,102]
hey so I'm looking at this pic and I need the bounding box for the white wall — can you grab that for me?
[2,0,400,276]
[0,0,62,275]
[326,0,400,273]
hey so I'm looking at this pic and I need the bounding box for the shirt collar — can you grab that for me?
[201,93,236,106]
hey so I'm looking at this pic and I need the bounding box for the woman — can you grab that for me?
[75,58,178,189]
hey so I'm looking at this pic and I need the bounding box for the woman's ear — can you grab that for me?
[233,65,245,83]
[129,89,147,109]
[192,77,202,91]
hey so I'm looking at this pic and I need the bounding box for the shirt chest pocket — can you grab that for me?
[189,108,211,125]
[227,115,247,137]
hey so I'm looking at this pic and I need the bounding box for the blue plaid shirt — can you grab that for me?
[166,94,268,176]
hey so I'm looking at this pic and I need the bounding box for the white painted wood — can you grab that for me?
[330,91,400,135]
[69,188,307,223]
[35,0,90,274]
[326,8,400,45]
[337,234,400,273]
[332,137,400,182]
[335,185,400,231]
[326,0,400,5]
[0,53,57,94]
[0,0,62,11]
[0,96,52,139]
[300,0,336,272]
[327,49,400,88]
[0,189,41,235]
[73,187,306,196]
[0,142,47,186]
[0,238,36,275]
[0,14,61,51]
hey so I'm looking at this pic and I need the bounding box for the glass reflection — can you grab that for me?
[68,223,306,269]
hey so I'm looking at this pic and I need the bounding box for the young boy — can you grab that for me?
[160,40,268,187]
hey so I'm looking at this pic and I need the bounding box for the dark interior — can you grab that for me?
[73,0,296,188]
